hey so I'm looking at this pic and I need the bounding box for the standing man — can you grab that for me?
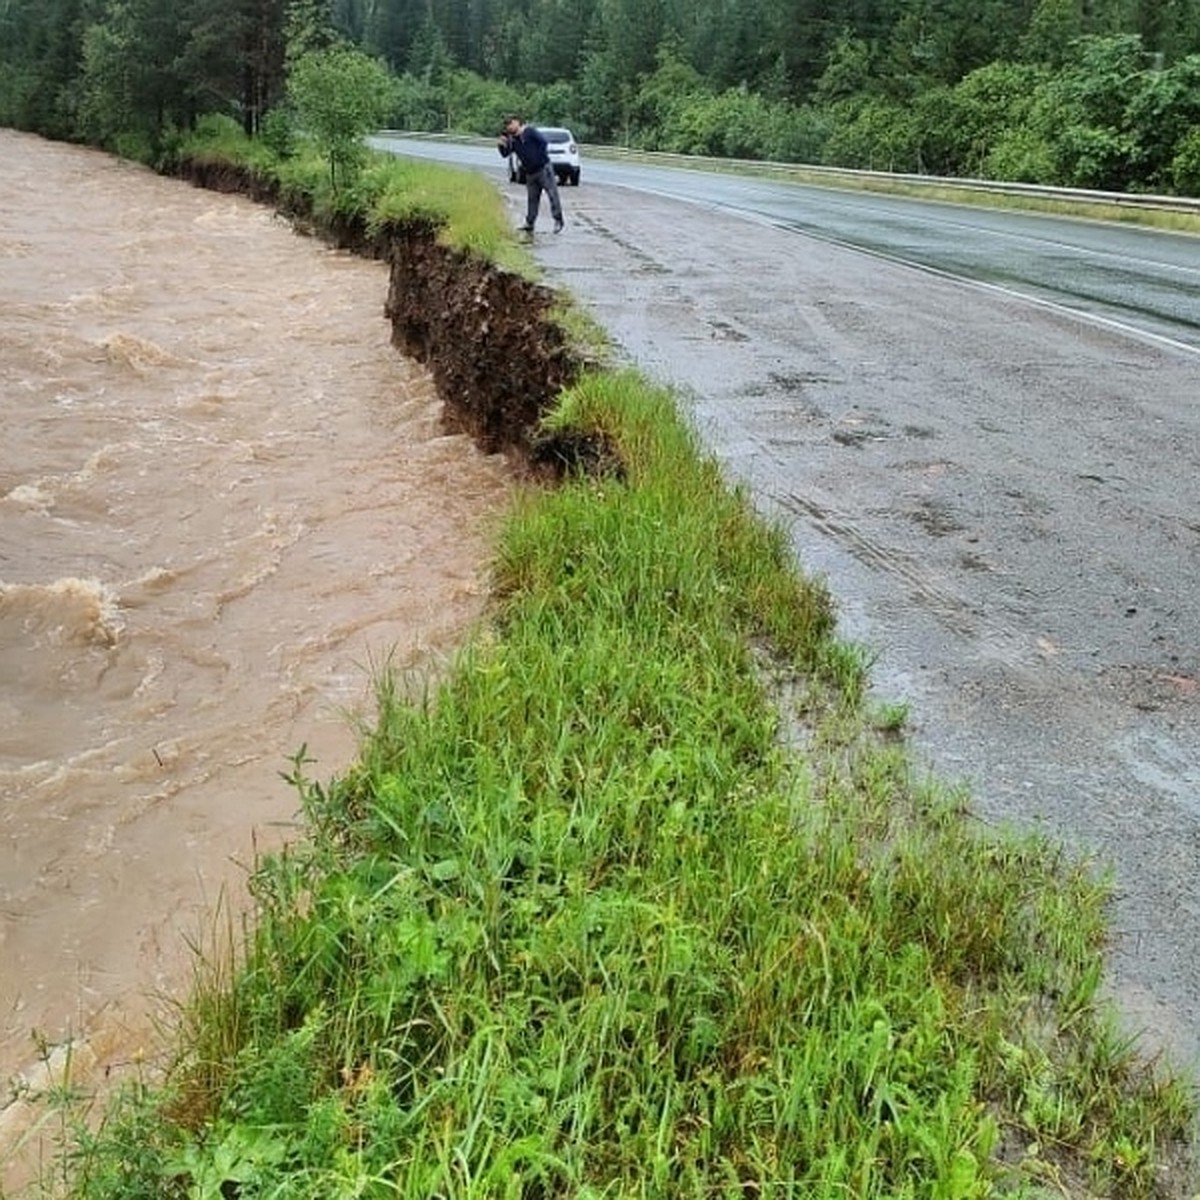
[498,114,565,235]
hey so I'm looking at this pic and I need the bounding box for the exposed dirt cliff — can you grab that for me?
[176,156,592,472]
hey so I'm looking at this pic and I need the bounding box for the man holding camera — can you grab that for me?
[497,114,565,235]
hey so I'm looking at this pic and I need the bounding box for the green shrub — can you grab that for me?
[1169,126,1200,196]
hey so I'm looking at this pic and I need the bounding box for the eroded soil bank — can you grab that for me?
[177,157,586,465]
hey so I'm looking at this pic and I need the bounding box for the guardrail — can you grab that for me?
[862,171,1200,214]
[375,131,1200,217]
[585,145,1200,216]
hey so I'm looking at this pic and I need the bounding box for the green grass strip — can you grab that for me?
[33,137,1194,1200]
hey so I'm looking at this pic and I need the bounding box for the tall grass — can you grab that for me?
[34,373,1193,1200]
[19,139,1194,1200]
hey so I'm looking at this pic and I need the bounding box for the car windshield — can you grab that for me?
[542,129,572,143]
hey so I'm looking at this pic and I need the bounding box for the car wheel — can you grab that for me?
[571,169,581,186]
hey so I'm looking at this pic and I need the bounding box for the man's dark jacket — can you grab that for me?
[499,125,550,174]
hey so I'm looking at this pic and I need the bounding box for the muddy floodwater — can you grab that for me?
[0,130,510,1182]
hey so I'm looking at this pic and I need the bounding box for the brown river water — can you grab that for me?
[0,130,510,1183]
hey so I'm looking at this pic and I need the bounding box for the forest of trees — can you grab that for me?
[2,0,1199,194]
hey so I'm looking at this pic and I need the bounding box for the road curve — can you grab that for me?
[379,136,1200,1073]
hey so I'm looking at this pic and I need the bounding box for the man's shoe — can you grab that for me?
[518,225,534,234]
[553,218,565,233]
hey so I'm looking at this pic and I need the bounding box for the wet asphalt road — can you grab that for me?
[376,136,1200,1073]
[373,135,1200,353]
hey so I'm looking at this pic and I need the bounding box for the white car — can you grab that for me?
[508,126,582,187]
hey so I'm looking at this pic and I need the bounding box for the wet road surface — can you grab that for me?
[374,135,1200,353]
[378,135,1200,1074]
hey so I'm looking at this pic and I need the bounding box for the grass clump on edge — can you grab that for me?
[39,370,1194,1200]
